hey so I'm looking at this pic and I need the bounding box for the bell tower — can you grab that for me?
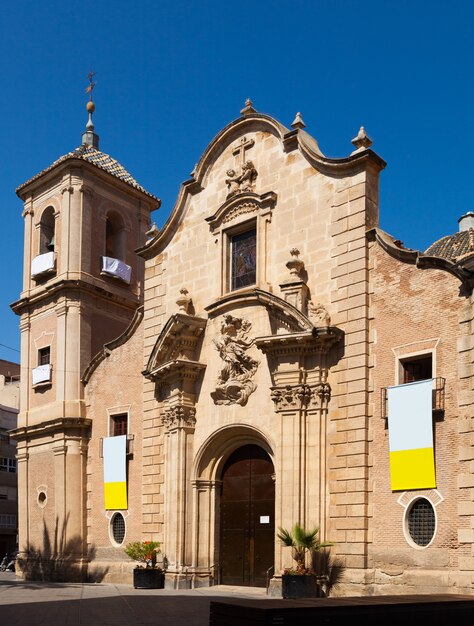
[11,91,159,577]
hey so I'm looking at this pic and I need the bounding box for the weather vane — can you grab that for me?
[85,69,96,101]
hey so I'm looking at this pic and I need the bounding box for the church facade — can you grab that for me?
[11,99,474,594]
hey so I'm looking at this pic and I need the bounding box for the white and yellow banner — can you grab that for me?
[103,435,128,510]
[387,379,436,491]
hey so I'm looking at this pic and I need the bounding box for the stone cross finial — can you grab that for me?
[176,287,191,314]
[351,126,373,153]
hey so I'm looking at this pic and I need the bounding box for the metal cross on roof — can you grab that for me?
[85,69,97,100]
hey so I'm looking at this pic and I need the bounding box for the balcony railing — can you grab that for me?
[381,377,445,420]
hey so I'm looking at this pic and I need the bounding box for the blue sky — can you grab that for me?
[1,0,473,362]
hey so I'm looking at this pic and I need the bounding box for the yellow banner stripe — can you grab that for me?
[104,481,128,510]
[390,447,436,491]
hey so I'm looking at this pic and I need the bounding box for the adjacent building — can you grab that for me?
[0,360,20,557]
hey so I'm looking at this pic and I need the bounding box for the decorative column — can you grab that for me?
[190,479,221,586]
[143,288,207,589]
[161,405,196,587]
[256,326,343,582]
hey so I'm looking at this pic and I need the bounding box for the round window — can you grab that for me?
[407,498,436,547]
[110,512,126,545]
[37,491,47,507]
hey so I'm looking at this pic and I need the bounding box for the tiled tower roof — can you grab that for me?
[16,144,159,201]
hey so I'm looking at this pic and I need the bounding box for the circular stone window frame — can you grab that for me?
[108,511,127,547]
[398,490,443,550]
[36,485,48,508]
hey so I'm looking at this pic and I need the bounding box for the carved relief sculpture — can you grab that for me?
[308,301,331,326]
[226,161,258,198]
[225,136,258,198]
[211,314,259,406]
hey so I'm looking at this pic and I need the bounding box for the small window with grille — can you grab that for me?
[110,512,126,545]
[38,347,51,366]
[111,414,128,437]
[407,497,436,547]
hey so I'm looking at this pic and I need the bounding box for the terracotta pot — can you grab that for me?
[133,568,165,589]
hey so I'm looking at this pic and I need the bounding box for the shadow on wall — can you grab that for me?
[17,515,109,583]
[312,549,345,597]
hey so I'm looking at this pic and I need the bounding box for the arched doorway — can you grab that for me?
[220,444,275,587]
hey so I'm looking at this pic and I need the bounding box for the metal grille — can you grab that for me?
[111,513,126,545]
[408,498,435,547]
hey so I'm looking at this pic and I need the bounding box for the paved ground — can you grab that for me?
[0,571,270,625]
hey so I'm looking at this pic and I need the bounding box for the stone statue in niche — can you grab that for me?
[211,314,259,406]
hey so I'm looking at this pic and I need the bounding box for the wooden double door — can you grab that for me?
[220,444,275,587]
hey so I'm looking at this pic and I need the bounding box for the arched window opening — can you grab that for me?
[101,212,131,284]
[105,212,125,261]
[39,207,55,254]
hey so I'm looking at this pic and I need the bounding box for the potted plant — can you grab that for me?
[124,540,164,589]
[277,524,333,599]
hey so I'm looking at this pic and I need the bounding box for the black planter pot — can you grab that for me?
[281,574,321,599]
[133,568,165,589]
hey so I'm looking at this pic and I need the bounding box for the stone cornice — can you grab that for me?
[10,417,92,442]
[255,327,343,356]
[82,305,144,385]
[11,277,141,316]
[205,191,277,233]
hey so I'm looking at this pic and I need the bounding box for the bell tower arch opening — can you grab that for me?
[105,211,125,261]
[39,206,56,254]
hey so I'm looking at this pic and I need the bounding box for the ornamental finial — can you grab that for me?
[82,69,99,148]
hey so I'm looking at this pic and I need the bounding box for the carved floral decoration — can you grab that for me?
[210,314,259,406]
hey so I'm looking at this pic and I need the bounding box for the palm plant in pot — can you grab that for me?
[124,540,164,589]
[277,524,333,599]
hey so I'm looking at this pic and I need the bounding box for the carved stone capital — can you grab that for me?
[310,382,332,406]
[270,384,311,411]
[79,184,94,196]
[60,186,74,195]
[271,382,332,411]
[161,405,196,431]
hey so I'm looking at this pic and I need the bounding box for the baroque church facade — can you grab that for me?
[10,98,474,594]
